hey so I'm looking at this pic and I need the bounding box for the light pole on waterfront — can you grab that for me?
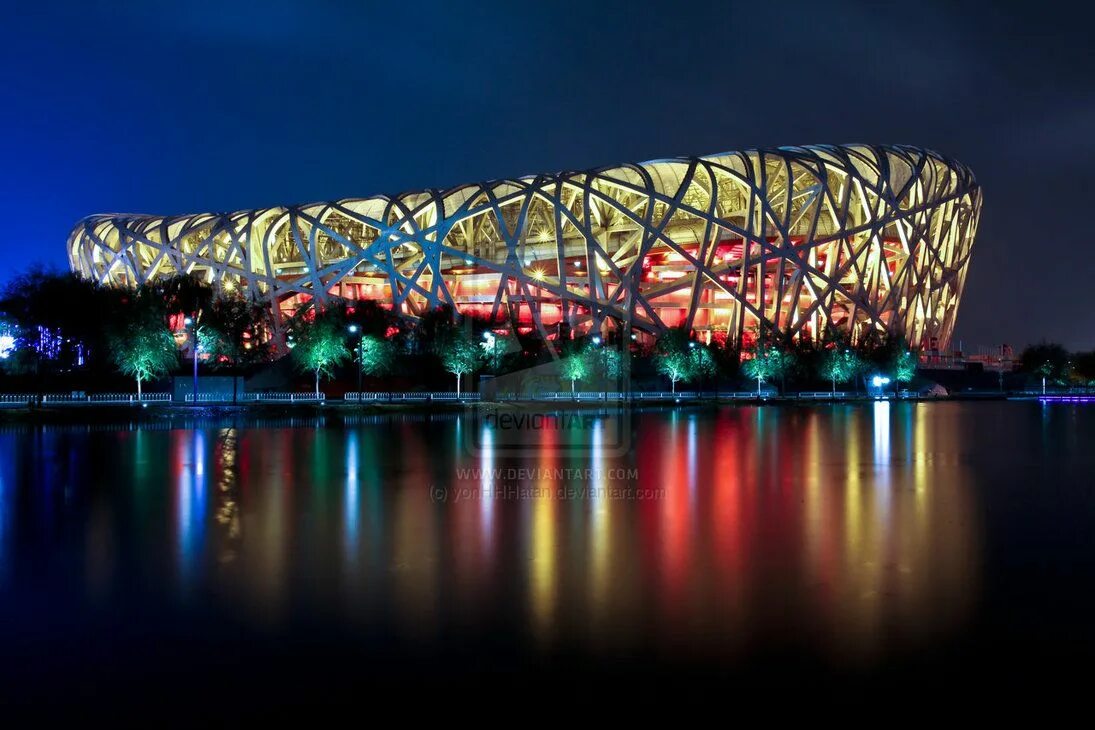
[185,316,199,404]
[348,324,362,396]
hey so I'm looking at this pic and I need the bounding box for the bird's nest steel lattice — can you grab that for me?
[69,143,981,349]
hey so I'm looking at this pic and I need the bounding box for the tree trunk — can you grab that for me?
[832,376,836,395]
[315,368,320,398]
[456,372,461,397]
[137,377,142,399]
[571,378,576,393]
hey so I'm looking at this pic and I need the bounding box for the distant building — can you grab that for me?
[68,144,981,348]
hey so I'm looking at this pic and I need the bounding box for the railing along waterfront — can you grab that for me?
[344,392,481,403]
[40,392,171,405]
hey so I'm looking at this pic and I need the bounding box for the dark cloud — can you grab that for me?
[2,0,1092,348]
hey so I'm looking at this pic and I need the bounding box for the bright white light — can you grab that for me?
[592,336,601,345]
[871,375,891,387]
[348,324,359,334]
[0,334,14,359]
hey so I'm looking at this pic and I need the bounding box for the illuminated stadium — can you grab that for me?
[68,144,981,349]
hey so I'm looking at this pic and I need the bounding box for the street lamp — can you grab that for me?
[870,374,891,398]
[184,316,198,404]
[348,324,363,396]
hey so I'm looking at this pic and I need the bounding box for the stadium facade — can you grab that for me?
[68,144,981,349]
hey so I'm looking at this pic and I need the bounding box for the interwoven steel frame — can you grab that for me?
[69,144,980,348]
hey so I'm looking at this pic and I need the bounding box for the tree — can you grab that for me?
[0,267,123,373]
[197,325,233,366]
[358,334,397,377]
[199,293,274,368]
[1073,351,1095,386]
[688,342,718,385]
[651,328,717,393]
[561,350,590,393]
[591,343,623,385]
[479,331,510,374]
[289,313,349,397]
[653,327,692,393]
[655,350,690,393]
[157,274,214,321]
[436,329,480,396]
[108,291,176,398]
[346,299,399,339]
[742,346,788,395]
[415,304,460,354]
[1020,342,1071,392]
[891,349,917,394]
[819,348,862,395]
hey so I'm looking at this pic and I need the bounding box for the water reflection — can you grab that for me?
[0,403,1023,666]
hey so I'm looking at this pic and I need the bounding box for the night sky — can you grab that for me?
[2,1,1092,350]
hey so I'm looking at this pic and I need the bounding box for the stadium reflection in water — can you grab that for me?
[0,402,1000,677]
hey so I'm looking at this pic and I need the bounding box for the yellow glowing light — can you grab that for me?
[531,267,545,281]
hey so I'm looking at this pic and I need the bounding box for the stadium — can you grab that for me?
[68,144,981,349]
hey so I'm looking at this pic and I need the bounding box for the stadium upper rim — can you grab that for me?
[68,143,977,223]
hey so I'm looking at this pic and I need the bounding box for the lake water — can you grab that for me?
[1,400,1093,712]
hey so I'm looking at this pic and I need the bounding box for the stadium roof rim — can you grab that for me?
[71,143,976,223]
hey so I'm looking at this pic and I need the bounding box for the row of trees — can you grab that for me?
[286,302,511,396]
[1017,342,1095,388]
[0,270,925,395]
[6,268,1094,395]
[0,269,274,393]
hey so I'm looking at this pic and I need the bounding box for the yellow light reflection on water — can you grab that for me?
[530,423,558,642]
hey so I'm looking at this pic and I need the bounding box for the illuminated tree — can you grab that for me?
[591,343,623,384]
[653,327,715,392]
[655,350,690,393]
[289,314,349,397]
[108,306,176,398]
[891,349,918,394]
[819,348,862,395]
[479,331,510,374]
[197,325,232,365]
[688,343,718,384]
[743,346,788,395]
[358,334,396,377]
[561,350,590,393]
[436,329,480,396]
